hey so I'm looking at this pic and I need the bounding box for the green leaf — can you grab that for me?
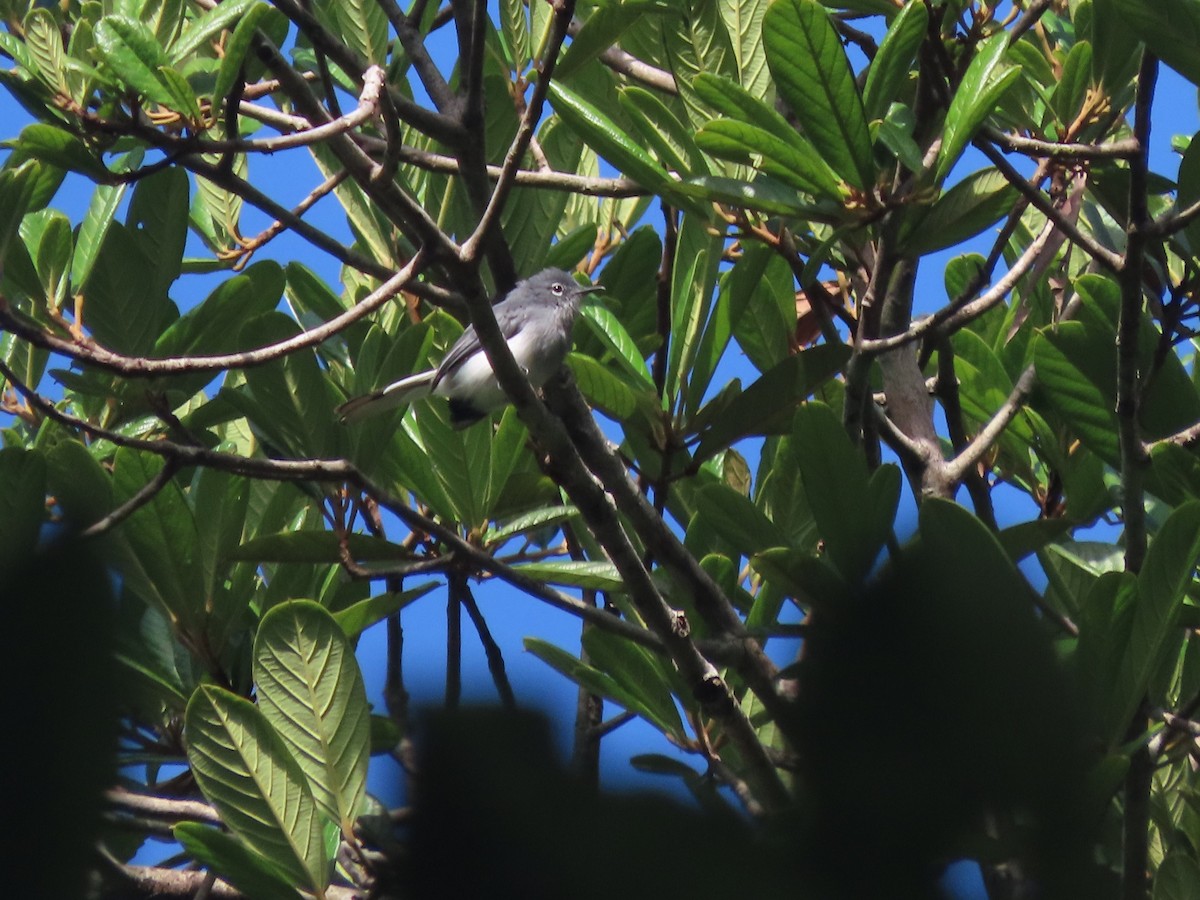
[683,174,827,217]
[667,212,722,404]
[94,15,198,111]
[513,560,625,591]
[44,439,114,529]
[237,312,337,458]
[548,81,673,191]
[556,4,645,79]
[900,169,1018,254]
[619,86,706,176]
[1154,853,1200,900]
[410,399,494,527]
[185,685,328,893]
[13,124,109,181]
[128,167,189,302]
[71,180,125,290]
[763,0,874,191]
[213,2,273,106]
[1033,324,1120,468]
[658,0,738,129]
[1177,133,1200,266]
[695,118,843,199]
[174,823,301,900]
[579,298,654,385]
[935,33,1022,182]
[111,447,203,627]
[170,0,261,62]
[1050,40,1092,131]
[326,0,389,66]
[1132,500,1200,693]
[500,0,529,69]
[568,351,645,421]
[694,343,851,462]
[230,530,411,563]
[1111,0,1200,87]
[694,482,788,557]
[524,637,682,737]
[484,504,579,546]
[582,628,685,735]
[861,0,927,125]
[0,161,41,267]
[332,581,438,639]
[0,448,46,571]
[719,0,772,100]
[792,402,897,581]
[254,600,371,830]
[23,8,67,92]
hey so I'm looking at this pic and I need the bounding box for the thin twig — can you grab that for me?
[460,584,517,709]
[459,0,576,265]
[0,252,425,378]
[977,140,1124,271]
[82,458,181,537]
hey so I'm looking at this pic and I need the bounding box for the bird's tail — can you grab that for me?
[336,370,437,423]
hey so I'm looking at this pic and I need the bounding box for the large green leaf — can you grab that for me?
[582,628,686,736]
[94,15,200,115]
[524,638,682,737]
[1032,324,1120,468]
[332,581,438,638]
[174,823,301,900]
[548,81,673,192]
[1155,853,1200,900]
[254,600,371,831]
[1111,0,1200,87]
[0,448,46,571]
[0,161,44,278]
[935,33,1021,182]
[719,0,772,99]
[1130,501,1200,690]
[659,0,738,129]
[861,0,927,125]
[185,685,329,893]
[899,168,1018,255]
[763,0,874,191]
[792,402,898,581]
[693,342,851,461]
[694,481,788,557]
[695,118,843,199]
[169,0,260,63]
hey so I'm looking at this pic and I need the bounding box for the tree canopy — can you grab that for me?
[2,0,1200,897]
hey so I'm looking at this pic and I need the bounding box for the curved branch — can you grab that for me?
[0,252,426,378]
[857,217,1058,355]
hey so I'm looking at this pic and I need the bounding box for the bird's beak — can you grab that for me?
[579,283,605,295]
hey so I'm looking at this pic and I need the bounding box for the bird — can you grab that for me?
[336,268,602,429]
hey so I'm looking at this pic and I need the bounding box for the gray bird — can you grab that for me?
[336,268,602,429]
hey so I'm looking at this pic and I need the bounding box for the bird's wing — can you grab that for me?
[432,302,527,387]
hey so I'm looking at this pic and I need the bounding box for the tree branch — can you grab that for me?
[0,253,426,378]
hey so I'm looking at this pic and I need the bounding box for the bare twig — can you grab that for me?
[82,459,182,537]
[459,0,576,264]
[0,253,426,378]
[977,141,1124,271]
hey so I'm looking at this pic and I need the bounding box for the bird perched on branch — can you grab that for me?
[336,268,602,429]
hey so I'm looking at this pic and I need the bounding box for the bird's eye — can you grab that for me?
[551,282,564,295]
